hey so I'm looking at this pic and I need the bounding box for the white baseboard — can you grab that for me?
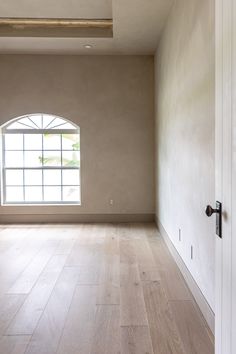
[0,213,155,224]
[156,217,215,335]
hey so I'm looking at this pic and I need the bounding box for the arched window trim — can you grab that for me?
[1,113,81,205]
[2,113,80,134]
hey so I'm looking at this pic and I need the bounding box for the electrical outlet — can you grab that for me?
[109,199,114,206]
[178,229,181,241]
[191,245,193,260]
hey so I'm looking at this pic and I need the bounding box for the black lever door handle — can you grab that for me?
[205,202,222,238]
[205,205,219,217]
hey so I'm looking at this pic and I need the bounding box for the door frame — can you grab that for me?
[215,0,235,353]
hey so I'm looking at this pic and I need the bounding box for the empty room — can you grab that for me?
[0,0,235,353]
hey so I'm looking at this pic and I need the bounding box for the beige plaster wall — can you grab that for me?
[0,55,155,219]
[154,0,215,309]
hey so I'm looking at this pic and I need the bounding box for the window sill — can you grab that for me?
[1,203,81,207]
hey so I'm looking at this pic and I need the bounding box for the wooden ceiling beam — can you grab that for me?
[0,18,113,38]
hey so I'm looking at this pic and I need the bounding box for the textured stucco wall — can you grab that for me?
[0,55,155,218]
[155,0,215,309]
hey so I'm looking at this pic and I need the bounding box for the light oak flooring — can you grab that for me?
[0,223,214,354]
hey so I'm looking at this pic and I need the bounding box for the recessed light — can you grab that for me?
[84,44,93,49]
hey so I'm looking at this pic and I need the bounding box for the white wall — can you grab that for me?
[0,55,155,222]
[154,0,215,309]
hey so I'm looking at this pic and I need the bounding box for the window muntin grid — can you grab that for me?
[2,114,81,205]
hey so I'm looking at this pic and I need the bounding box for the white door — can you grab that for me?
[215,0,236,353]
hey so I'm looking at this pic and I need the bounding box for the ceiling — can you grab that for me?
[0,0,173,54]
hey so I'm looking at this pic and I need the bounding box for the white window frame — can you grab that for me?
[1,114,81,205]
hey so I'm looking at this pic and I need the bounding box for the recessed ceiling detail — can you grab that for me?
[0,18,113,38]
[0,0,112,19]
[0,0,173,54]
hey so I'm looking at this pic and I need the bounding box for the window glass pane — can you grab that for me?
[44,170,61,185]
[62,169,80,185]
[25,170,42,185]
[43,134,61,150]
[5,170,23,186]
[63,186,80,202]
[25,187,42,202]
[44,187,61,201]
[28,115,42,128]
[5,134,23,150]
[18,117,36,129]
[53,122,76,129]
[7,122,29,130]
[48,117,67,129]
[5,151,23,167]
[62,134,80,150]
[43,151,61,166]
[62,151,80,167]
[24,151,42,167]
[24,134,42,150]
[6,187,24,202]
[42,115,55,129]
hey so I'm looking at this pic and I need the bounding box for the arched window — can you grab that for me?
[2,113,80,204]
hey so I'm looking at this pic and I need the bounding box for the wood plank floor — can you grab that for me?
[0,223,214,354]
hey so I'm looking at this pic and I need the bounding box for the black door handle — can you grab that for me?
[205,201,222,238]
[205,205,219,217]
